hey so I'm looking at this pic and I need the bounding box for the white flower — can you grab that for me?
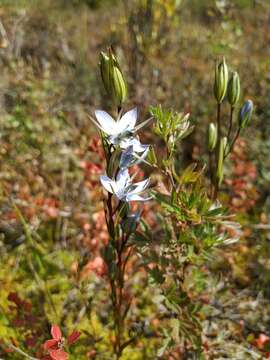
[100,168,151,202]
[120,145,149,169]
[89,108,152,149]
[95,107,137,137]
[118,137,148,152]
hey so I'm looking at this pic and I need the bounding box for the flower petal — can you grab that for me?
[95,110,117,135]
[51,325,62,341]
[132,178,150,193]
[119,146,134,169]
[118,108,137,133]
[100,175,116,194]
[67,330,81,345]
[43,339,58,350]
[134,147,149,164]
[120,146,149,169]
[49,349,68,360]
[126,194,151,202]
[120,137,148,152]
[135,116,153,131]
[116,168,130,190]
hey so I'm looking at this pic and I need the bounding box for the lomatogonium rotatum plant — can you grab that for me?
[89,47,153,358]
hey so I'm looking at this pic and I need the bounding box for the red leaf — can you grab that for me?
[49,349,68,360]
[51,325,62,341]
[67,330,81,345]
[23,301,32,313]
[43,339,58,350]
[7,292,22,307]
[254,333,270,349]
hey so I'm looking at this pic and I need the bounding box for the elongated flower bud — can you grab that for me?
[214,58,228,104]
[111,66,127,107]
[217,136,227,185]
[99,49,127,107]
[107,148,122,178]
[100,52,112,95]
[207,122,217,152]
[227,71,240,106]
[238,100,253,128]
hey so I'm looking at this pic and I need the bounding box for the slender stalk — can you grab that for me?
[227,105,234,140]
[113,232,133,358]
[224,127,241,159]
[216,103,221,145]
[213,102,221,199]
[6,344,38,360]
[208,150,214,198]
[165,145,176,191]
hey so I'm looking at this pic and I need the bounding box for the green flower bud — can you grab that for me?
[238,100,253,129]
[214,58,228,103]
[207,122,217,152]
[227,71,240,106]
[111,66,127,107]
[217,136,227,185]
[100,51,112,95]
[107,148,122,178]
[99,49,127,107]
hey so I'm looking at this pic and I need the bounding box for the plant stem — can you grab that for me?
[208,150,214,198]
[6,344,39,360]
[227,105,234,140]
[224,127,241,159]
[213,102,221,199]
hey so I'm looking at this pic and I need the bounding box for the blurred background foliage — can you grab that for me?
[0,0,270,358]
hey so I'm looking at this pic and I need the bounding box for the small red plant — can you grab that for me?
[42,325,80,360]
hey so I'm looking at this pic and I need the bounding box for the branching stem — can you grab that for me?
[224,127,241,159]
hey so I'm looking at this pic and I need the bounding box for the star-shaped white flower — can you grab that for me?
[100,168,151,202]
[95,107,137,136]
[90,108,152,150]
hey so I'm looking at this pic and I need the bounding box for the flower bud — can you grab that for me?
[214,58,228,103]
[99,49,127,107]
[207,122,217,152]
[217,136,227,185]
[100,51,112,95]
[111,66,127,107]
[238,100,253,129]
[107,148,122,178]
[227,71,240,106]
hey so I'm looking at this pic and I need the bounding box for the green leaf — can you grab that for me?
[171,318,180,343]
[157,337,172,357]
[180,163,200,184]
[148,266,165,285]
[147,145,158,165]
[132,231,149,246]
